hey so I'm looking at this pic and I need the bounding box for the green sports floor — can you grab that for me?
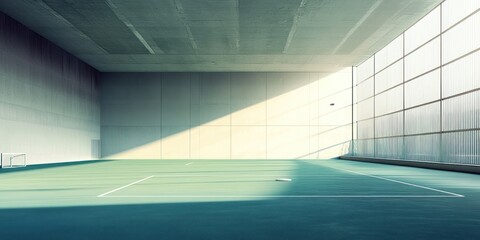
[0,159,479,240]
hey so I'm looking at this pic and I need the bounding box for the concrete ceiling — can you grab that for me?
[0,0,442,73]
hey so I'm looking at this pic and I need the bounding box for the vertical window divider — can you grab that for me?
[402,32,406,160]
[351,66,355,155]
[373,56,376,158]
[439,3,443,163]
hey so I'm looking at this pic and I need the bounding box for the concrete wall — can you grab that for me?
[0,12,100,165]
[101,69,352,159]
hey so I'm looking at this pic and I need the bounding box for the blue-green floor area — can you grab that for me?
[0,159,479,239]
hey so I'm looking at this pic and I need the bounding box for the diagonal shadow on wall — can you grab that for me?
[100,69,353,159]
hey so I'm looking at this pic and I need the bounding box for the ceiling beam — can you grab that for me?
[283,0,308,54]
[173,0,198,53]
[331,0,383,54]
[105,0,159,54]
[234,0,240,51]
[35,0,109,54]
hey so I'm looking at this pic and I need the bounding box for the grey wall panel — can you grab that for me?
[0,12,99,165]
[231,73,267,104]
[162,73,190,126]
[100,73,162,104]
[266,72,312,126]
[318,71,351,98]
[101,126,161,159]
[202,73,231,121]
[162,103,191,126]
[196,104,231,126]
[316,124,352,159]
[100,72,162,158]
[266,72,311,99]
[162,73,191,105]
[230,73,267,126]
[314,69,354,158]
[318,89,352,116]
[231,126,266,159]
[318,107,352,128]
[199,73,231,104]
[101,103,161,126]
[161,126,191,159]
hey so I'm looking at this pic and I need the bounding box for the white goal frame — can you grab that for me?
[0,153,27,168]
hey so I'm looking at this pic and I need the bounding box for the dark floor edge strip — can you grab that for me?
[338,156,480,174]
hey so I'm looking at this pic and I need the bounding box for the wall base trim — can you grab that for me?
[339,156,480,174]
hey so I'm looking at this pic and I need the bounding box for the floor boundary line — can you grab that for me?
[97,175,155,197]
[100,195,463,198]
[124,175,314,177]
[326,166,465,197]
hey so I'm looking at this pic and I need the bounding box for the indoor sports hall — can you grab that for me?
[0,1,479,239]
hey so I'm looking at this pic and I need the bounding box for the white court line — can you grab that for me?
[101,195,462,198]
[327,166,465,197]
[185,162,194,166]
[96,166,464,199]
[192,164,296,166]
[97,175,155,197]
[142,175,299,177]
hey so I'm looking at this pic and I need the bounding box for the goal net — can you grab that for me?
[0,153,27,168]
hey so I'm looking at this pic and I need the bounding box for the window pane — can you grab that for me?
[375,60,403,94]
[442,10,480,63]
[442,49,480,98]
[405,134,440,162]
[375,137,403,159]
[357,56,374,82]
[354,139,375,157]
[442,0,480,30]
[357,119,374,139]
[375,85,403,116]
[405,69,440,108]
[442,90,480,131]
[375,35,403,72]
[375,112,403,138]
[405,102,440,135]
[357,77,374,102]
[442,131,480,165]
[405,6,440,54]
[405,37,440,80]
[357,97,374,121]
